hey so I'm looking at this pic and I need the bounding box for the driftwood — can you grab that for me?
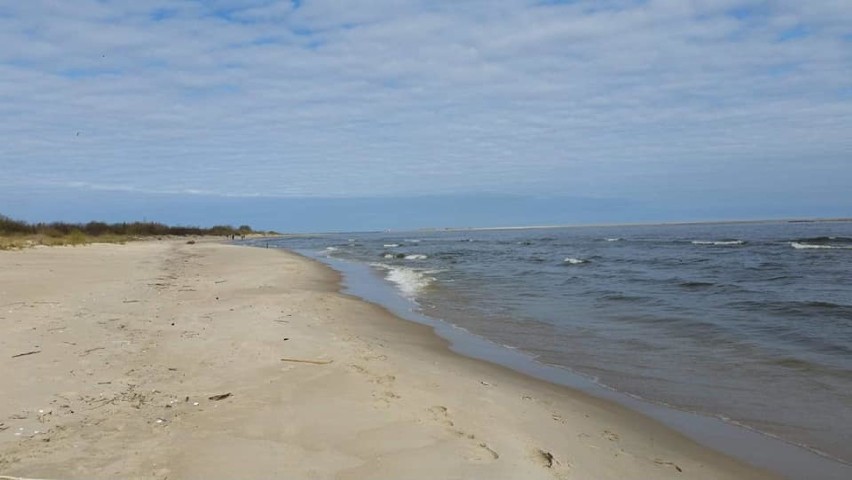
[11,350,41,358]
[280,357,333,365]
[1,476,57,480]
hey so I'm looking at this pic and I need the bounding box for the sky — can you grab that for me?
[1,0,850,232]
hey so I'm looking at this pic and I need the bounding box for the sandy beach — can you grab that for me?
[0,240,777,479]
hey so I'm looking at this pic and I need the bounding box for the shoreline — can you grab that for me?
[0,240,786,478]
[286,245,852,480]
[266,245,787,479]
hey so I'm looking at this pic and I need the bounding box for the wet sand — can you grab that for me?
[0,240,777,479]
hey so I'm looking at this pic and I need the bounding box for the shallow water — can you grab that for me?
[249,220,852,469]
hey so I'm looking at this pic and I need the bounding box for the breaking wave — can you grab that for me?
[791,242,852,250]
[371,264,439,297]
[791,237,852,250]
[691,240,745,246]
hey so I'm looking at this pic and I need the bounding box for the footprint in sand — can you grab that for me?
[369,374,396,386]
[533,448,571,478]
[427,405,455,427]
[349,364,400,408]
[654,458,684,473]
[362,353,388,362]
[466,441,500,462]
[370,390,401,409]
[451,429,499,463]
[426,406,499,463]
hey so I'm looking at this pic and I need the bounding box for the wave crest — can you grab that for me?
[791,242,852,250]
[372,264,439,297]
[691,240,745,246]
[794,236,852,244]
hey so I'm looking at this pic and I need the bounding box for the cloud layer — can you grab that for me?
[1,0,851,204]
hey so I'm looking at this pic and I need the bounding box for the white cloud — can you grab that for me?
[0,0,850,201]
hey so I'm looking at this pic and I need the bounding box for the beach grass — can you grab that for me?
[0,231,131,250]
[0,213,277,251]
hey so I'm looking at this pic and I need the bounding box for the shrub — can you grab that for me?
[0,213,259,240]
[67,229,88,245]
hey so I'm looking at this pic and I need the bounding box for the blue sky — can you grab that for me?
[1,0,850,231]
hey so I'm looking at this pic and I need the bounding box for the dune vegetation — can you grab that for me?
[0,214,264,250]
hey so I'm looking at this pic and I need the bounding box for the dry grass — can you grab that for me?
[0,232,132,250]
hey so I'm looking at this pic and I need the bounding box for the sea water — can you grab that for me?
[250,221,852,473]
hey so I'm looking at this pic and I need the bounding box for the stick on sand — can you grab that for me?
[280,357,333,365]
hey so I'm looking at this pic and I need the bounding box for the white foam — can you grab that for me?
[405,254,428,260]
[324,246,339,252]
[691,240,745,246]
[383,253,396,259]
[383,243,400,248]
[563,257,588,264]
[605,238,622,242]
[372,264,437,297]
[791,242,851,250]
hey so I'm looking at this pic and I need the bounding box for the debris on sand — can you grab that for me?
[280,358,333,365]
[11,350,41,358]
[538,449,556,468]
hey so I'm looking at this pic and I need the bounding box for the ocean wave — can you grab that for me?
[679,281,715,288]
[765,356,852,377]
[371,264,438,297]
[604,238,622,242]
[324,246,339,252]
[735,299,852,320]
[794,236,852,244]
[600,293,645,302]
[405,254,428,260]
[691,240,745,246]
[563,257,589,265]
[383,243,401,248]
[791,241,852,250]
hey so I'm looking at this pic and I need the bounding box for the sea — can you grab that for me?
[245,220,852,479]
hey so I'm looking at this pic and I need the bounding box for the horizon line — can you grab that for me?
[276,216,852,236]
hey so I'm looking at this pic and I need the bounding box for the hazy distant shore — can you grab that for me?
[0,240,776,479]
[420,217,852,233]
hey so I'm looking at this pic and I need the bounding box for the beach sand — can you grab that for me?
[0,240,778,479]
